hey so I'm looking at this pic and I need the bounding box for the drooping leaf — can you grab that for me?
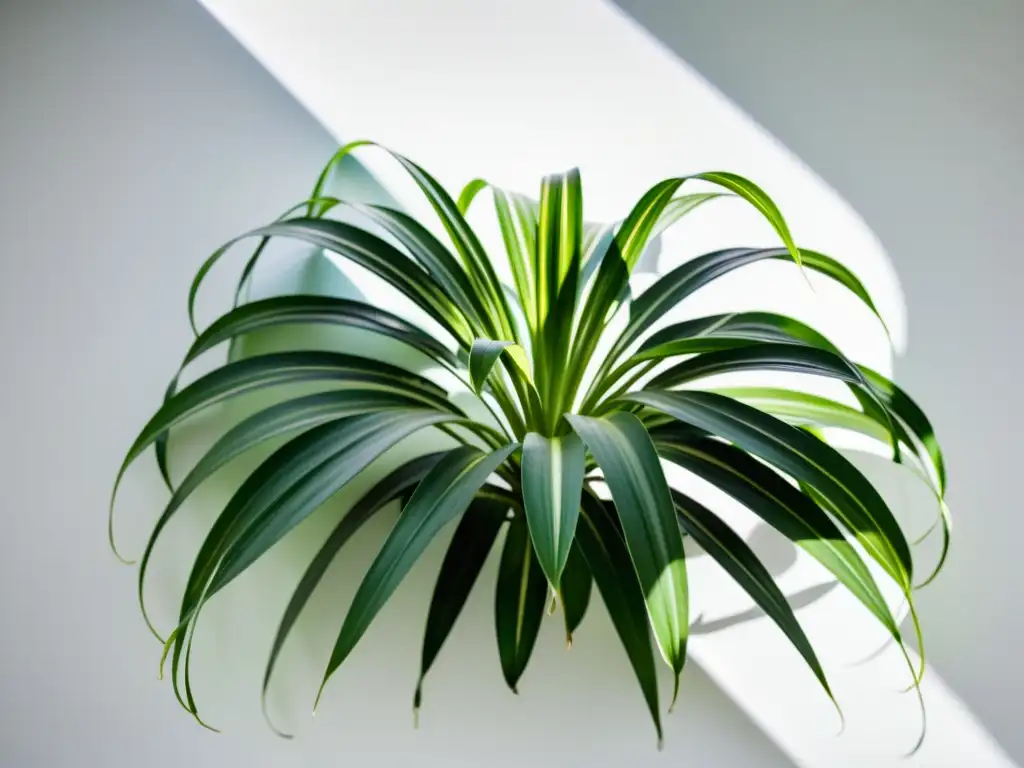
[647,343,898,454]
[576,491,662,744]
[652,432,900,638]
[414,498,509,714]
[110,352,453,557]
[559,541,593,645]
[671,488,835,707]
[318,442,519,704]
[566,412,689,703]
[520,431,586,588]
[262,452,447,736]
[165,410,460,716]
[613,247,886,368]
[183,295,459,370]
[627,390,913,590]
[139,391,451,638]
[494,514,549,693]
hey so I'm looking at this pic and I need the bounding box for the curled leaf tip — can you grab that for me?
[656,735,665,752]
[668,674,681,713]
[565,632,573,650]
[158,629,178,680]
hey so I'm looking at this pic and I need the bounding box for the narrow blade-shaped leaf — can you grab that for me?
[262,452,446,736]
[576,491,662,744]
[521,431,585,588]
[183,295,458,369]
[628,390,913,590]
[494,514,548,693]
[671,489,835,707]
[110,351,452,556]
[652,433,898,636]
[566,412,689,701]
[559,541,592,644]
[166,410,459,715]
[415,498,508,713]
[139,390,447,637]
[318,441,519,702]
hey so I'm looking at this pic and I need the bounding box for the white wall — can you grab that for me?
[612,0,1024,760]
[0,0,791,766]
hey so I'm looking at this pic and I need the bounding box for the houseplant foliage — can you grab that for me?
[110,140,949,745]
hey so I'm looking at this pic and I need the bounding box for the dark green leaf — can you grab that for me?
[414,498,508,715]
[652,433,899,636]
[627,391,913,590]
[566,412,688,702]
[559,541,592,645]
[671,488,835,707]
[183,295,458,369]
[576,491,661,744]
[262,452,447,736]
[318,442,519,703]
[138,391,449,638]
[494,514,549,693]
[520,431,586,588]
[110,351,452,558]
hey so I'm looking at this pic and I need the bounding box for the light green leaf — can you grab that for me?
[521,431,586,588]
[468,339,529,394]
[566,412,688,703]
[494,514,549,693]
[317,442,519,705]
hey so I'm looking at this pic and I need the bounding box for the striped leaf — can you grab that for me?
[566,412,689,703]
[494,514,548,693]
[317,442,519,705]
[520,431,586,588]
[577,492,662,744]
[671,489,835,707]
[262,452,447,736]
[415,498,508,715]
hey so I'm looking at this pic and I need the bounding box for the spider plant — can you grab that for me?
[110,140,948,746]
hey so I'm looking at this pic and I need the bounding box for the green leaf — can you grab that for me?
[110,351,452,558]
[576,491,662,744]
[250,217,474,343]
[415,498,508,715]
[647,343,898,453]
[635,311,837,363]
[520,431,586,588]
[535,169,583,429]
[565,412,689,703]
[166,410,460,717]
[652,432,900,637]
[468,339,529,394]
[626,390,913,590]
[494,514,549,693]
[317,441,519,704]
[671,489,835,707]
[559,541,593,645]
[138,390,450,638]
[614,247,886,367]
[262,452,447,736]
[311,140,516,343]
[185,295,459,370]
[707,387,892,444]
